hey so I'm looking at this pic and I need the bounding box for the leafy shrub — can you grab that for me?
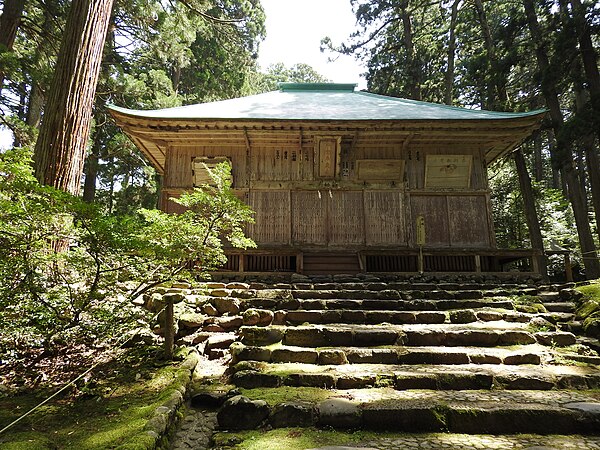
[0,149,254,355]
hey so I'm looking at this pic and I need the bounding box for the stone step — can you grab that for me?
[230,362,600,391]
[544,302,576,313]
[232,343,552,366]
[239,324,577,348]
[291,289,491,300]
[216,387,600,434]
[289,298,516,312]
[282,309,576,326]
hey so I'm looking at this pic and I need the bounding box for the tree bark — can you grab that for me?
[399,0,421,100]
[514,148,548,280]
[523,0,600,279]
[570,0,600,142]
[33,0,114,195]
[0,0,25,89]
[532,130,544,183]
[444,0,460,105]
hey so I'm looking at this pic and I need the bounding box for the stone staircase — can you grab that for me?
[176,276,600,437]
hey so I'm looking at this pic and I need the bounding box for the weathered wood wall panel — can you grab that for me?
[291,190,327,245]
[410,195,450,246]
[247,190,290,245]
[329,191,365,245]
[364,190,407,245]
[447,195,490,247]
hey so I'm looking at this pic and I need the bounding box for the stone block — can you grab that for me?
[271,347,318,364]
[286,311,324,324]
[230,344,272,363]
[342,311,367,323]
[243,309,274,326]
[215,316,243,331]
[353,329,401,346]
[469,353,502,365]
[286,373,336,388]
[285,327,328,347]
[323,329,354,346]
[269,402,316,428]
[318,398,361,428]
[232,371,281,389]
[362,405,446,431]
[217,395,270,430]
[201,303,219,316]
[449,309,477,324]
[535,331,576,347]
[336,375,376,389]
[318,349,348,365]
[477,311,503,321]
[499,331,536,345]
[395,373,437,390]
[213,297,240,315]
[240,326,284,346]
[415,312,445,324]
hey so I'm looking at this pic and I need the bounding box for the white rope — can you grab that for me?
[0,304,168,435]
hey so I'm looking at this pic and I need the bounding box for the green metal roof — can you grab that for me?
[109,83,545,122]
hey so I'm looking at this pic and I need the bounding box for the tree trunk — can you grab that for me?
[82,140,100,203]
[33,0,114,195]
[0,0,25,89]
[514,148,548,280]
[532,130,544,183]
[570,0,600,142]
[26,82,44,129]
[444,0,460,105]
[399,0,421,100]
[523,0,600,279]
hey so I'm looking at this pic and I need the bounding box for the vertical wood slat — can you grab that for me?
[329,191,364,245]
[292,191,327,245]
[364,190,407,245]
[247,191,291,245]
[447,195,490,247]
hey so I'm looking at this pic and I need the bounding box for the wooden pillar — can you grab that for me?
[564,253,573,282]
[474,255,481,273]
[239,254,245,273]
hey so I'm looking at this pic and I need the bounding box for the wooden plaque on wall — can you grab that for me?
[317,137,340,178]
[424,155,472,188]
[356,159,405,181]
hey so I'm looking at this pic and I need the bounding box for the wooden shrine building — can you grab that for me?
[109,83,545,275]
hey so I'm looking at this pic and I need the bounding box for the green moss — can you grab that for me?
[0,348,190,450]
[239,387,333,406]
[513,294,542,304]
[212,428,395,450]
[576,281,600,302]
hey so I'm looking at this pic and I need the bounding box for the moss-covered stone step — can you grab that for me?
[239,324,577,348]
[229,362,600,391]
[231,343,551,366]
[302,298,516,311]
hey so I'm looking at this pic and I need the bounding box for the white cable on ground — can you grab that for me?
[0,304,168,435]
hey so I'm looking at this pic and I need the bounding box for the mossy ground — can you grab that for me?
[0,346,188,450]
[212,427,394,450]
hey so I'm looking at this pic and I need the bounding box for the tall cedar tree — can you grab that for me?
[33,0,114,194]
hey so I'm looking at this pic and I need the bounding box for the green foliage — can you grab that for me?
[244,63,331,94]
[0,149,254,353]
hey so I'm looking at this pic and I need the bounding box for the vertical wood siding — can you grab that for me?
[447,195,490,247]
[329,191,365,245]
[247,190,290,244]
[291,190,327,245]
[364,190,407,245]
